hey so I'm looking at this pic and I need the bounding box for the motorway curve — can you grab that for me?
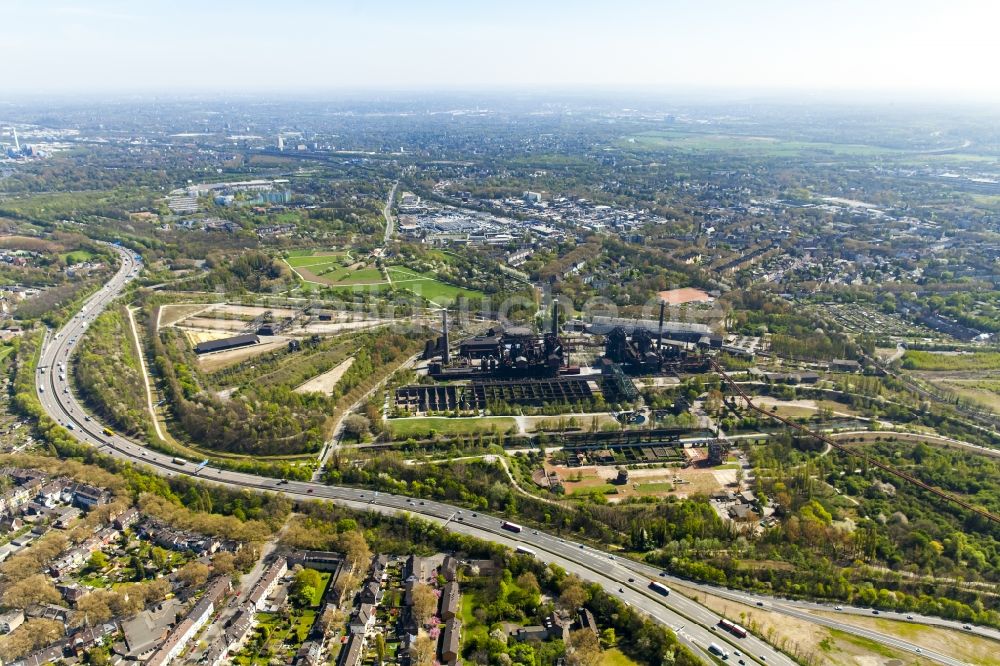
[34,245,976,666]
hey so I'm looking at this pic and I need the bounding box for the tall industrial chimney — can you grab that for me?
[658,300,665,350]
[441,309,450,364]
[551,299,559,337]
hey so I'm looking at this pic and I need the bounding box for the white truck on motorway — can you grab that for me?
[708,643,729,659]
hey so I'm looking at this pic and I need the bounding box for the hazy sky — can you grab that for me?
[5,0,1000,100]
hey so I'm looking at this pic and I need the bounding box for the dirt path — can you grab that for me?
[294,357,355,394]
[126,306,166,441]
[312,352,422,481]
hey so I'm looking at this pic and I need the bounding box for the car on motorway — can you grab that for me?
[872,610,880,615]
[307,489,313,493]
[963,624,972,630]
[906,614,913,620]
[628,577,635,583]
[834,605,843,611]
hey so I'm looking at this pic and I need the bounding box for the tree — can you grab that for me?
[343,414,371,441]
[0,618,64,661]
[341,530,371,573]
[87,551,109,572]
[84,646,111,665]
[211,551,236,577]
[291,568,324,607]
[318,605,346,633]
[332,572,358,605]
[177,561,210,588]
[566,629,602,666]
[74,593,114,626]
[2,574,61,608]
[411,631,437,666]
[411,583,438,626]
[558,583,588,613]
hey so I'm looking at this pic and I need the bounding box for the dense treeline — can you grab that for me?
[649,433,1000,628]
[74,305,150,435]
[150,319,423,455]
[177,250,293,293]
[328,454,735,550]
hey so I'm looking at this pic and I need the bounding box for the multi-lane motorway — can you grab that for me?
[34,244,979,666]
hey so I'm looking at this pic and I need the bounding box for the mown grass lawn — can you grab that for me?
[388,416,516,438]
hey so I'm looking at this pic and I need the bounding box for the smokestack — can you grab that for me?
[658,301,665,350]
[442,309,450,364]
[551,299,558,337]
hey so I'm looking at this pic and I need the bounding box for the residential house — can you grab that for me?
[247,557,287,610]
[349,603,376,636]
[57,581,87,605]
[339,634,364,666]
[575,608,598,636]
[360,579,381,605]
[113,507,140,530]
[440,580,460,621]
[146,576,231,666]
[440,618,462,665]
[118,598,182,660]
[405,553,445,584]
[73,484,110,511]
[0,608,25,633]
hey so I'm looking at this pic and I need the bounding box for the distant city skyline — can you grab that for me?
[4,0,1000,101]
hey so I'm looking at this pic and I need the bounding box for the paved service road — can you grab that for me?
[36,245,976,666]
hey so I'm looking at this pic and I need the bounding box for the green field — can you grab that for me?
[388,416,517,438]
[285,251,482,301]
[285,252,388,286]
[284,251,348,267]
[569,483,617,497]
[387,266,483,303]
[624,130,902,157]
[902,350,1000,371]
[634,482,677,494]
[62,249,96,264]
[603,649,642,666]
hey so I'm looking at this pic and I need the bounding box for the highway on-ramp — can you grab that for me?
[34,244,976,666]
